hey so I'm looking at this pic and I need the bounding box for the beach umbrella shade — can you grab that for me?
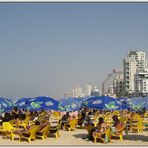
[15,97,33,110]
[58,97,83,112]
[128,97,148,111]
[28,96,65,111]
[116,98,130,110]
[83,96,121,110]
[0,98,14,113]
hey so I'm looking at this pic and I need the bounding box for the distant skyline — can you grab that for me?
[0,3,148,99]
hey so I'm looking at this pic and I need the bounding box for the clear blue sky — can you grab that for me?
[0,2,148,99]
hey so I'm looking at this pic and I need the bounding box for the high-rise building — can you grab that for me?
[74,86,83,98]
[134,69,148,97]
[84,83,92,97]
[102,69,123,96]
[123,50,147,97]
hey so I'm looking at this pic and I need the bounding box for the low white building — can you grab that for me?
[102,69,123,97]
[113,74,124,97]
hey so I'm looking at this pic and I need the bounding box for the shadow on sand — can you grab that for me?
[123,134,148,142]
[73,133,89,139]
[73,132,148,143]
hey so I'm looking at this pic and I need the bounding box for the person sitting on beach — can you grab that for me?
[29,111,39,121]
[2,112,12,123]
[11,106,19,119]
[111,115,124,135]
[38,118,50,131]
[62,114,77,130]
[78,112,86,126]
[61,112,70,129]
[83,111,94,126]
[92,117,107,139]
[13,121,40,136]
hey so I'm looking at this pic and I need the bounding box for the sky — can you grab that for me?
[0,2,148,99]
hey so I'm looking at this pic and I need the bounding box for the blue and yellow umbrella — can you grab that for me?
[28,96,65,112]
[59,97,83,112]
[128,97,148,111]
[83,96,121,110]
[15,97,33,110]
[0,97,14,113]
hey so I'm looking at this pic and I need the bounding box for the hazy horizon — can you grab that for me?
[0,3,148,99]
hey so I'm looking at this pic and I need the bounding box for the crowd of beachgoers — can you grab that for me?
[0,105,147,145]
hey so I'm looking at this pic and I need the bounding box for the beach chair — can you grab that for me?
[105,116,113,127]
[93,127,111,143]
[49,120,61,138]
[130,118,144,133]
[144,112,148,118]
[36,124,50,140]
[53,112,60,120]
[113,111,120,116]
[0,125,3,133]
[18,116,31,130]
[64,118,78,131]
[143,112,148,129]
[111,123,126,141]
[19,125,40,143]
[131,113,141,122]
[2,122,18,140]
[119,116,127,124]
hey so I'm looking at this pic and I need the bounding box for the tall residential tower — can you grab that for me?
[123,50,147,97]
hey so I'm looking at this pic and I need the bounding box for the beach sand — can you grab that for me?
[0,128,148,146]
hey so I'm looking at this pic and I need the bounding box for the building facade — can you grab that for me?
[84,83,93,97]
[113,74,124,97]
[102,69,123,97]
[134,69,148,97]
[64,83,101,98]
[123,50,147,97]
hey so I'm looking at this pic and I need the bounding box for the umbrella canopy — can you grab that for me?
[116,98,130,110]
[28,96,65,111]
[83,96,121,110]
[128,97,148,111]
[59,97,83,112]
[0,98,14,113]
[15,97,33,110]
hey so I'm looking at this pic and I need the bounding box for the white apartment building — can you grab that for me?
[74,86,83,98]
[102,69,123,96]
[84,83,92,97]
[123,50,147,97]
[134,69,148,97]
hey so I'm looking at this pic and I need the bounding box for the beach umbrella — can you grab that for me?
[0,97,14,113]
[58,97,83,112]
[28,96,65,111]
[128,97,148,111]
[15,97,32,110]
[83,96,121,110]
[116,98,130,110]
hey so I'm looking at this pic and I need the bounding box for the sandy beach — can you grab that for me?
[0,128,148,146]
